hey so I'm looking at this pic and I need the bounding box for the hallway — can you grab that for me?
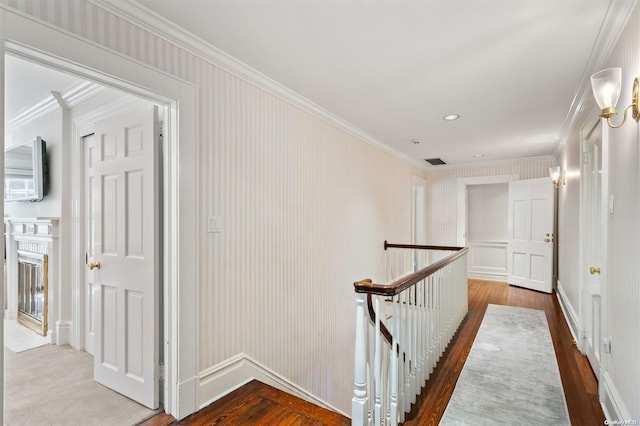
[403,279,604,425]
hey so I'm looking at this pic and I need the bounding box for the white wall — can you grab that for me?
[467,183,508,240]
[425,158,555,245]
[1,0,425,415]
[557,2,640,420]
[596,4,640,419]
[467,183,508,280]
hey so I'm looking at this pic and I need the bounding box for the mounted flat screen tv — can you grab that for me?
[4,137,49,202]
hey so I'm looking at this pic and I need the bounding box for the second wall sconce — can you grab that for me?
[590,67,640,128]
[549,166,566,188]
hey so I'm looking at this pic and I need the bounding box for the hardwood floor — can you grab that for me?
[402,279,604,425]
[142,279,603,425]
[138,380,349,425]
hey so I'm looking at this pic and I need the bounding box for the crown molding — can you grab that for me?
[6,81,104,130]
[89,0,426,170]
[556,0,638,156]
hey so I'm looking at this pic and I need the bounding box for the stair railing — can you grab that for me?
[352,242,468,426]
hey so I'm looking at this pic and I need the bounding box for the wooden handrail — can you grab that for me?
[384,240,464,252]
[354,245,468,296]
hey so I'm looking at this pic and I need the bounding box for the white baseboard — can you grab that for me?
[555,281,580,345]
[199,353,349,418]
[54,320,72,345]
[467,274,507,282]
[177,375,198,420]
[602,372,631,422]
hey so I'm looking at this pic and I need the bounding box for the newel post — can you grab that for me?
[352,292,369,425]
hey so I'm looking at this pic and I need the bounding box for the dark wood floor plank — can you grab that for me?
[172,380,349,425]
[137,412,176,426]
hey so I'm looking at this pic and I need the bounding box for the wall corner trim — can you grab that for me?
[198,353,349,419]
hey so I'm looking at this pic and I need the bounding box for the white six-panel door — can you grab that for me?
[88,105,160,409]
[507,178,555,293]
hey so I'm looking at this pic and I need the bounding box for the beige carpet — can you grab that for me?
[4,345,159,426]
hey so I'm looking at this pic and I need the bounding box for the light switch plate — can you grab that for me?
[207,215,222,233]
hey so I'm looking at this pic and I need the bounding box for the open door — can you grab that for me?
[88,105,160,409]
[507,178,555,293]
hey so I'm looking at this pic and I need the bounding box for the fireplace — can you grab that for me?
[5,218,59,342]
[17,250,48,336]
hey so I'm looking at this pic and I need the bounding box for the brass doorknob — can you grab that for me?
[544,238,551,242]
[88,261,101,270]
[589,266,600,275]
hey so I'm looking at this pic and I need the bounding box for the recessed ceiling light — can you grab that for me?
[443,114,460,121]
[411,139,421,144]
[473,154,485,158]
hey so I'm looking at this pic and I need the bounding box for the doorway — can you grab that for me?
[581,117,605,378]
[456,174,518,281]
[4,54,164,419]
[1,10,199,419]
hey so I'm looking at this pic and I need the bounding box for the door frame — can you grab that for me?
[456,174,519,246]
[412,175,426,245]
[579,111,609,386]
[0,10,199,419]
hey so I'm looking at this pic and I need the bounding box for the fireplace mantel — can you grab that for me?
[5,218,62,344]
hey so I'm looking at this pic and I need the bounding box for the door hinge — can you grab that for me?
[157,363,165,381]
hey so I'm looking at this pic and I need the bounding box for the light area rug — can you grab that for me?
[440,304,570,425]
[5,345,159,426]
[4,319,49,353]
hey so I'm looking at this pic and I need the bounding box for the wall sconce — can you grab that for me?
[590,67,640,128]
[549,166,565,188]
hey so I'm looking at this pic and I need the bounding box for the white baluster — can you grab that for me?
[420,278,428,385]
[403,288,412,414]
[390,294,399,425]
[353,293,369,426]
[427,273,434,374]
[373,297,382,426]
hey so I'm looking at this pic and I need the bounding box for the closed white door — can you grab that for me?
[507,178,555,293]
[583,120,603,376]
[88,105,160,409]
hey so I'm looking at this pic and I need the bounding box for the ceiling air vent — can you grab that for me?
[425,158,447,166]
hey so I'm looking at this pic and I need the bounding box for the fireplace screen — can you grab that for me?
[17,251,48,336]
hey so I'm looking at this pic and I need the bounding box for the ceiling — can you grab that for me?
[3,2,626,166]
[4,55,86,123]
[136,0,621,166]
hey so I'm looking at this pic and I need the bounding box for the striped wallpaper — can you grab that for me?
[3,0,424,414]
[597,3,640,417]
